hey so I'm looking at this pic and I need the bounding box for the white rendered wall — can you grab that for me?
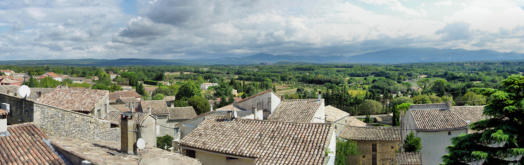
[418,129,466,165]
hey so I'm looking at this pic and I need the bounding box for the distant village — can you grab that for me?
[0,69,487,165]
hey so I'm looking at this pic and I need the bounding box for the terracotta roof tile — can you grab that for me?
[339,126,401,141]
[179,118,332,165]
[109,91,141,102]
[450,106,486,124]
[268,99,322,123]
[324,105,349,122]
[168,106,197,120]
[0,123,66,165]
[396,152,421,165]
[409,109,467,131]
[141,100,168,115]
[37,88,108,112]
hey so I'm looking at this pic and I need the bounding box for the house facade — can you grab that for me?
[339,126,401,165]
[401,103,469,165]
[177,116,335,165]
[36,88,109,119]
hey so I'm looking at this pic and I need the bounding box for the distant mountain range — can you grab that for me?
[1,48,523,66]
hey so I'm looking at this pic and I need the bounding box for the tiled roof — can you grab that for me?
[0,109,7,116]
[0,123,66,165]
[42,72,60,78]
[116,97,141,105]
[179,118,332,165]
[105,111,122,124]
[109,90,141,102]
[396,152,421,165]
[141,100,168,115]
[450,106,486,124]
[325,105,349,122]
[27,88,56,101]
[237,90,276,103]
[168,106,197,120]
[0,85,19,95]
[409,109,468,131]
[268,99,322,123]
[346,117,367,127]
[409,103,449,110]
[110,104,132,112]
[339,126,401,141]
[50,136,200,165]
[37,88,108,112]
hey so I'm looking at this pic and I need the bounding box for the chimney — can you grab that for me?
[226,110,236,120]
[445,101,452,110]
[0,104,8,136]
[210,104,213,112]
[318,92,322,102]
[252,108,257,120]
[121,112,137,154]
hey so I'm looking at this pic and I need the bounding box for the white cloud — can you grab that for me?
[1,0,524,60]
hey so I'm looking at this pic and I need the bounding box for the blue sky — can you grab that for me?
[1,0,524,60]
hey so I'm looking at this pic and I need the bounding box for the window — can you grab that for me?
[186,149,196,158]
[226,157,238,160]
[448,131,452,135]
[372,143,377,165]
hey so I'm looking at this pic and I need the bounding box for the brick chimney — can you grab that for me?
[121,112,137,154]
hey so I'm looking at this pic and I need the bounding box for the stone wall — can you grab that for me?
[33,103,120,142]
[0,93,34,124]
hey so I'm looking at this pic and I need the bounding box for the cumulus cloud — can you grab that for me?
[1,0,524,60]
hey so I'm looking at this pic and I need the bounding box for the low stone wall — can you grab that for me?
[34,103,120,142]
[0,93,34,124]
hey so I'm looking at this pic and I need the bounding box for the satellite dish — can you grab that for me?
[137,138,146,150]
[18,85,31,98]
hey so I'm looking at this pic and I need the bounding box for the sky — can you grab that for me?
[1,0,524,60]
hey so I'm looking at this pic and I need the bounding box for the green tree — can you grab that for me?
[391,97,413,126]
[176,80,201,100]
[404,132,422,152]
[187,96,210,115]
[26,76,39,87]
[417,78,433,94]
[335,139,359,165]
[413,95,432,104]
[156,135,173,150]
[429,95,443,103]
[358,99,383,116]
[152,93,165,100]
[431,79,449,96]
[457,91,486,105]
[136,83,145,96]
[443,75,524,164]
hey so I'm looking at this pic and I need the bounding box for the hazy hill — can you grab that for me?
[1,48,523,65]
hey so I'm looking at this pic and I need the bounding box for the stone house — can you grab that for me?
[0,77,22,86]
[176,116,336,165]
[0,69,15,76]
[401,103,469,165]
[339,126,401,165]
[39,72,66,82]
[37,88,109,119]
[157,106,197,139]
[200,83,218,90]
[109,90,142,104]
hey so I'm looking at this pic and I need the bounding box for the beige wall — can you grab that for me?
[349,140,399,165]
[192,150,255,165]
[139,115,157,148]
